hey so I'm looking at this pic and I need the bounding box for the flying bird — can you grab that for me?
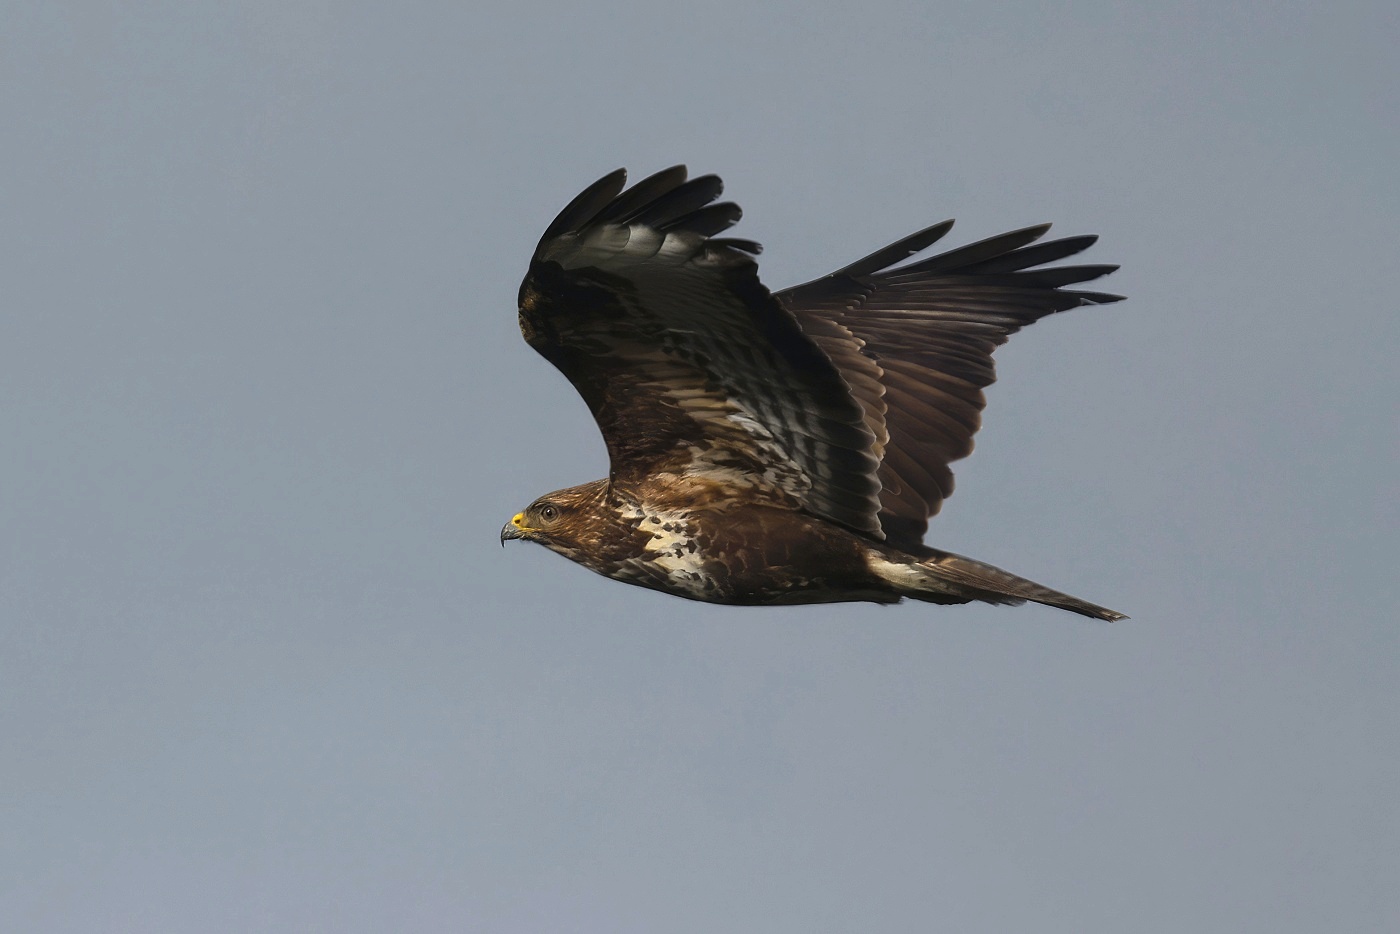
[501,167,1127,620]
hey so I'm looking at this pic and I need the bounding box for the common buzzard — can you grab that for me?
[501,167,1126,620]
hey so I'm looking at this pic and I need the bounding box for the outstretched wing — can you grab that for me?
[777,220,1123,550]
[518,167,884,537]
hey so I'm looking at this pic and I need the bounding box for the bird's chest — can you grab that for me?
[608,504,720,600]
[599,499,870,605]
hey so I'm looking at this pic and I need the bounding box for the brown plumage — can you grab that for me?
[500,166,1127,620]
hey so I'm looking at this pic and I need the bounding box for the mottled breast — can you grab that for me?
[611,502,719,600]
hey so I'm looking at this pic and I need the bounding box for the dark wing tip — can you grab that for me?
[636,174,725,229]
[535,166,762,258]
[889,224,1054,278]
[962,234,1101,274]
[859,224,1125,305]
[678,201,743,236]
[836,219,956,278]
[1069,290,1126,305]
[708,237,761,255]
[593,165,690,226]
[537,168,629,248]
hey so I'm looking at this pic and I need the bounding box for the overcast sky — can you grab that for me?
[3,2,1397,932]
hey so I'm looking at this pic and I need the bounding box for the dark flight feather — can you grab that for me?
[538,169,627,243]
[593,165,689,225]
[778,214,1124,550]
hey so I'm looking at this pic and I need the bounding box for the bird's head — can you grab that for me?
[500,480,610,559]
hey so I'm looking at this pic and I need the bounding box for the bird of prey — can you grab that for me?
[501,166,1127,620]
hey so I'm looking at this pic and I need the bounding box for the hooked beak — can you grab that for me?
[500,512,530,547]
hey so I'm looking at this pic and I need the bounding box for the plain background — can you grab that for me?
[3,2,1396,931]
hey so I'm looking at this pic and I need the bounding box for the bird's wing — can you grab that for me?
[776,220,1123,551]
[518,167,884,538]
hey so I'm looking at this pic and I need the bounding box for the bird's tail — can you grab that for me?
[872,548,1127,621]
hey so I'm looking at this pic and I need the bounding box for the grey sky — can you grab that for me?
[2,1,1396,931]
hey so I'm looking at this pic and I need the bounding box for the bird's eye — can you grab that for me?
[539,503,559,522]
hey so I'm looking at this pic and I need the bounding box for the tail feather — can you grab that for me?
[874,548,1127,621]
